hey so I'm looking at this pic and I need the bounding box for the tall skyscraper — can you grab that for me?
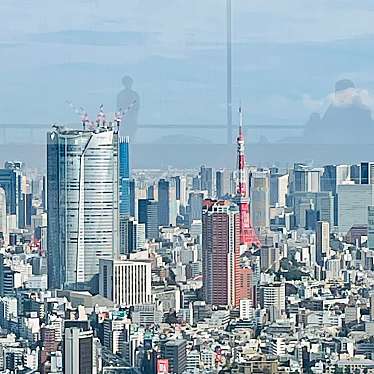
[202,199,240,307]
[368,206,374,251]
[321,164,350,226]
[174,175,188,207]
[168,179,178,226]
[129,178,136,217]
[0,162,23,228]
[0,188,8,245]
[158,179,170,227]
[119,216,145,254]
[350,164,361,184]
[292,163,323,193]
[119,136,130,217]
[270,172,289,207]
[360,162,374,184]
[321,164,350,193]
[24,192,32,227]
[42,175,47,212]
[337,184,374,233]
[47,125,119,292]
[157,178,177,227]
[250,170,270,230]
[174,176,181,200]
[200,165,214,197]
[138,199,159,240]
[216,169,232,198]
[186,192,204,227]
[316,221,330,266]
[192,175,201,191]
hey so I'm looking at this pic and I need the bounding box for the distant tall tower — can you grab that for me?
[236,108,260,247]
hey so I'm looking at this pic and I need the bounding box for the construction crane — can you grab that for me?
[66,100,137,132]
[96,104,106,127]
[65,100,93,130]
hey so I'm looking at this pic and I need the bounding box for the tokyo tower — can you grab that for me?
[236,107,261,247]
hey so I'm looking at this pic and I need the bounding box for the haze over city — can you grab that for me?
[2,2,374,374]
[2,1,374,147]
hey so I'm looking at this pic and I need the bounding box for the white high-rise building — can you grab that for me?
[270,173,289,207]
[316,221,330,266]
[178,176,188,207]
[169,180,178,226]
[99,258,152,306]
[47,125,119,292]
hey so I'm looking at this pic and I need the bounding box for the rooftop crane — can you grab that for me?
[66,100,137,132]
[65,100,93,130]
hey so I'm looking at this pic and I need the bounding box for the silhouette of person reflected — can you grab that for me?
[117,75,140,140]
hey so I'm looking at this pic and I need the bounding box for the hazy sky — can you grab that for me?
[2,0,374,142]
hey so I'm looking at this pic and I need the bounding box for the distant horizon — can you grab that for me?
[3,1,374,146]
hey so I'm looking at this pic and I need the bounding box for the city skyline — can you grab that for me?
[3,2,374,373]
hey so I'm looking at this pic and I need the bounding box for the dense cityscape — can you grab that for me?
[3,1,374,373]
[0,106,374,373]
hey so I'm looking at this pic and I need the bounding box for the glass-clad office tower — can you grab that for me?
[0,162,23,228]
[119,136,130,216]
[47,125,119,292]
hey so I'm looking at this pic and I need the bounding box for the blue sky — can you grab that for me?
[1,0,374,142]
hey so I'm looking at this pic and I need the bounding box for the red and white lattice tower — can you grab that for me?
[236,107,261,247]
